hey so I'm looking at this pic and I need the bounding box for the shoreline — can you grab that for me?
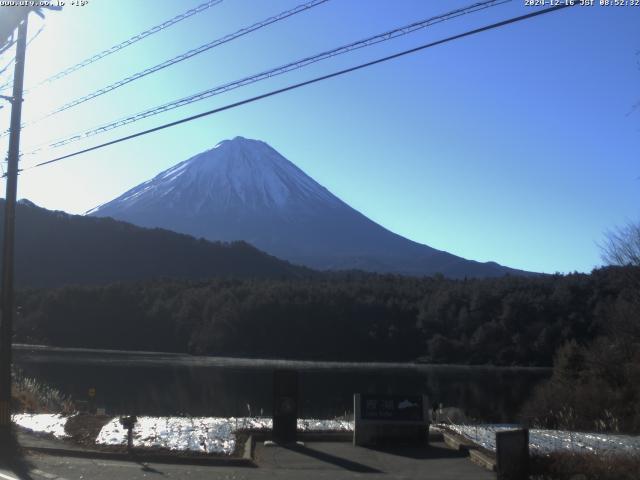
[13,344,552,372]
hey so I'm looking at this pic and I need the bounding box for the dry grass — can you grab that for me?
[11,370,75,414]
[531,451,640,480]
[65,414,111,446]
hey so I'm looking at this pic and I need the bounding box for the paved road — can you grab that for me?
[9,455,248,480]
[3,441,494,480]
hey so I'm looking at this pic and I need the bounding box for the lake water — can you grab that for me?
[14,345,550,422]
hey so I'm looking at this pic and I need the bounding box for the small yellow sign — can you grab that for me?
[88,388,96,398]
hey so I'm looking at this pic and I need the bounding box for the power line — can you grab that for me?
[21,2,577,173]
[0,59,14,87]
[0,0,224,93]
[0,24,44,84]
[35,0,330,121]
[0,39,15,58]
[0,0,328,141]
[29,0,510,152]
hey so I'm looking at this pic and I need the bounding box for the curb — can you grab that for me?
[469,448,497,472]
[439,428,497,472]
[19,429,352,466]
[243,435,254,461]
[23,444,256,467]
[442,431,477,452]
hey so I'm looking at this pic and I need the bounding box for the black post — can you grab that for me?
[0,15,28,439]
[496,428,529,480]
[127,426,134,452]
[272,370,298,444]
[119,416,137,453]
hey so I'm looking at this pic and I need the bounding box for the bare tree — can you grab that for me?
[631,50,640,117]
[602,52,640,267]
[600,221,640,267]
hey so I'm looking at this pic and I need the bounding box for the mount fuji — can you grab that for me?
[88,136,529,278]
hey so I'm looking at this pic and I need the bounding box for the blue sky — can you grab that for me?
[0,0,638,274]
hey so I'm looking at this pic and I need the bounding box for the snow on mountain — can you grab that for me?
[89,136,530,278]
[88,137,340,216]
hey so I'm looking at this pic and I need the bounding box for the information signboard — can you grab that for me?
[360,394,424,422]
[354,393,429,446]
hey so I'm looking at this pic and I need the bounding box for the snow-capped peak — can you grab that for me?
[88,137,341,215]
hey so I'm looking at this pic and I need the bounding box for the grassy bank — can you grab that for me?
[11,369,74,414]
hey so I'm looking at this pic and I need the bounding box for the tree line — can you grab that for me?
[522,265,640,433]
[13,266,638,366]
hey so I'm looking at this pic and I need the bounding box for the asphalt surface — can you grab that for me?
[1,439,495,480]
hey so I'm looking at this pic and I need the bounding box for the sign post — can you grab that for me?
[88,387,96,414]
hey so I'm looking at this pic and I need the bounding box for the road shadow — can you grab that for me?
[281,443,382,473]
[0,431,36,480]
[365,442,470,460]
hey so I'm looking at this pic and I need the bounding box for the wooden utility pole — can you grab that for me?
[0,13,28,440]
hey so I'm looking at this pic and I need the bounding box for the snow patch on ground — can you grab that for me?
[12,413,69,438]
[445,424,640,455]
[16,413,637,458]
[97,417,236,454]
[96,417,353,455]
[298,418,353,432]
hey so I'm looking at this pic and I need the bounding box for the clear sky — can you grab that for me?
[0,0,638,274]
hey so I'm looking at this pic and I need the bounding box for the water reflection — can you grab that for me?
[14,346,549,422]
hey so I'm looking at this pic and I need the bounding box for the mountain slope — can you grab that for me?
[89,136,531,278]
[1,199,310,288]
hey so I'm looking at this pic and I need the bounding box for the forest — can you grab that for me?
[13,265,639,367]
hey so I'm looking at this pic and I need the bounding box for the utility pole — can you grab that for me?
[0,13,28,442]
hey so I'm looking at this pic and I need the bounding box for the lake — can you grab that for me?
[14,344,550,422]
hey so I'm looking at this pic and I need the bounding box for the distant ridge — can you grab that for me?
[1,199,310,288]
[89,136,533,278]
